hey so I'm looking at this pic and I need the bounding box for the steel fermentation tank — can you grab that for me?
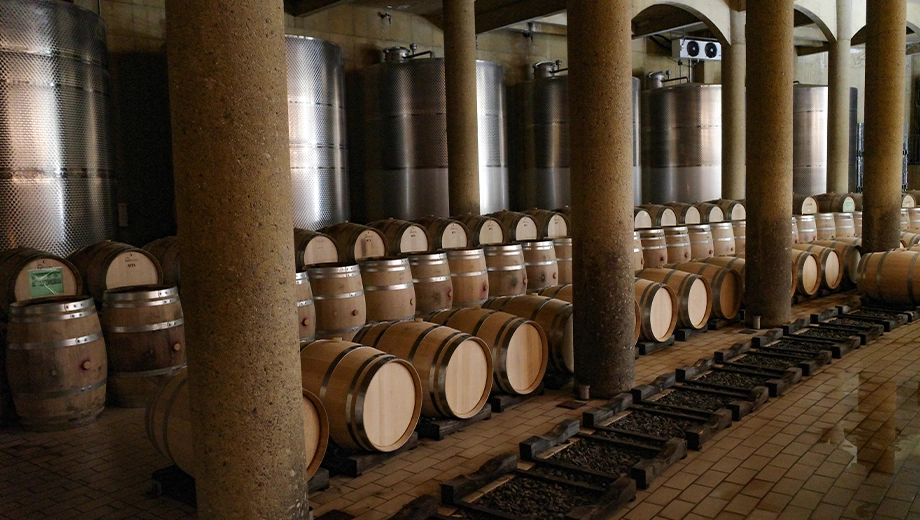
[517,65,641,209]
[793,85,828,196]
[641,83,722,204]
[362,50,509,221]
[286,35,349,229]
[0,0,116,256]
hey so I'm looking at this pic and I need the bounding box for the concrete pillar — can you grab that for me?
[745,0,794,328]
[164,2,308,518]
[568,0,634,398]
[722,4,746,200]
[827,0,853,194]
[863,0,906,252]
[443,0,480,216]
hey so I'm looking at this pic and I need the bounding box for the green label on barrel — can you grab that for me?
[842,199,855,212]
[29,267,64,297]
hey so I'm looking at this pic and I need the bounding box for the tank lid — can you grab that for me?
[383,47,412,63]
[533,60,564,79]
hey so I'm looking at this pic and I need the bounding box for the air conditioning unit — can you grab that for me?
[672,39,722,61]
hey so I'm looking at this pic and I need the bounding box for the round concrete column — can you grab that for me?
[827,0,853,194]
[745,1,794,328]
[722,5,746,201]
[443,0,480,216]
[164,2,308,518]
[863,0,906,253]
[568,0,634,398]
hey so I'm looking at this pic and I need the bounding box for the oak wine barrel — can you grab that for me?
[833,213,856,238]
[523,208,569,239]
[293,229,340,270]
[708,199,745,220]
[633,208,652,229]
[483,295,574,374]
[902,232,920,248]
[408,253,453,315]
[710,222,736,256]
[632,231,645,272]
[693,202,724,223]
[664,203,701,225]
[794,215,817,243]
[319,222,388,263]
[668,262,742,320]
[0,248,81,318]
[792,244,844,289]
[857,251,920,305]
[306,263,367,341]
[790,249,820,296]
[519,240,558,291]
[639,229,668,269]
[100,285,185,408]
[553,238,572,285]
[354,320,492,419]
[814,213,836,240]
[791,217,800,245]
[687,225,714,260]
[296,272,316,344]
[903,193,916,208]
[146,368,329,478]
[640,204,677,227]
[484,244,527,297]
[453,214,505,246]
[368,219,430,256]
[638,269,712,330]
[814,193,856,213]
[732,220,746,255]
[633,279,677,342]
[143,237,181,289]
[426,308,547,396]
[490,210,538,242]
[663,227,691,264]
[446,248,489,307]
[850,194,863,211]
[792,194,818,215]
[67,241,162,302]
[537,284,572,303]
[792,244,842,290]
[901,209,910,231]
[6,296,107,431]
[415,216,470,250]
[301,339,421,452]
[853,211,862,236]
[701,256,746,285]
[813,240,861,283]
[358,257,416,323]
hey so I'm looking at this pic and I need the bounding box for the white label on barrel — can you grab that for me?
[29,267,64,297]
[801,198,818,215]
[842,198,855,213]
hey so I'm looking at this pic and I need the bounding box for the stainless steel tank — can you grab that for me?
[793,85,828,196]
[0,0,116,256]
[362,53,509,221]
[641,83,722,203]
[517,69,641,209]
[286,36,349,229]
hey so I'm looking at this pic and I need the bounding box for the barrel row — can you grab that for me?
[288,210,571,270]
[634,199,746,229]
[0,243,183,429]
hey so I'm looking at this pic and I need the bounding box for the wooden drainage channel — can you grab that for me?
[377,300,916,520]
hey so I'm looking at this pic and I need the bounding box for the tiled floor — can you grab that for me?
[3,292,919,519]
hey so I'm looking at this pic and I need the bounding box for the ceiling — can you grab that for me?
[284,1,919,54]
